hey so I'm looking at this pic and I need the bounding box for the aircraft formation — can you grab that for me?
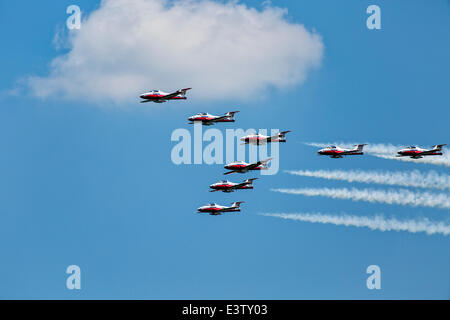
[187,108,288,215]
[139,88,447,215]
[317,144,447,159]
[138,88,291,215]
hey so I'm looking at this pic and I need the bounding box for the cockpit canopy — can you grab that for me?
[407,145,417,149]
[327,145,337,149]
[219,180,229,183]
[207,203,218,206]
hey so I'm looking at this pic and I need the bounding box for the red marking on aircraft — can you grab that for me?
[197,202,245,215]
[139,88,191,103]
[223,158,272,175]
[188,111,239,125]
[209,178,258,193]
[396,144,446,159]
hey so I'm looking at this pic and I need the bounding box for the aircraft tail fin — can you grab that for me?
[179,88,192,96]
[433,144,447,151]
[225,110,240,118]
[279,130,291,137]
[231,201,245,208]
[353,144,367,152]
[244,178,258,185]
[276,130,291,142]
[259,158,273,167]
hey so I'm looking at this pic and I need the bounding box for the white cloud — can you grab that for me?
[27,0,324,104]
[286,169,450,191]
[261,213,450,236]
[271,187,450,210]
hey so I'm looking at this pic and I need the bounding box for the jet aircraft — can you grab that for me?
[209,178,258,193]
[317,144,367,158]
[223,158,272,175]
[240,131,291,145]
[139,88,191,103]
[188,111,239,125]
[197,202,244,215]
[396,144,447,159]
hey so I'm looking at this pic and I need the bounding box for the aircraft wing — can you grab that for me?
[189,119,214,125]
[339,150,361,155]
[219,207,238,212]
[159,90,182,100]
[243,139,268,145]
[217,206,238,213]
[417,150,441,156]
[396,153,422,158]
[159,88,190,100]
[208,111,239,123]
[206,115,229,123]
[245,163,261,170]
[229,182,248,189]
[223,170,237,175]
[246,158,272,170]
[201,119,216,125]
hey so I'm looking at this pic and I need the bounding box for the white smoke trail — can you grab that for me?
[271,187,450,210]
[261,212,450,236]
[305,142,450,167]
[286,169,450,191]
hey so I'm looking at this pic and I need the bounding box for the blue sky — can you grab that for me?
[0,0,449,299]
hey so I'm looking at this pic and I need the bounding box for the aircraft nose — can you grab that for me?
[140,94,145,98]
